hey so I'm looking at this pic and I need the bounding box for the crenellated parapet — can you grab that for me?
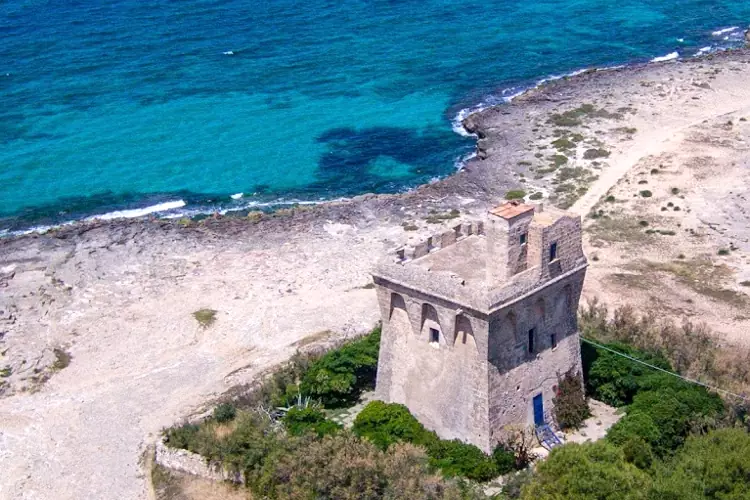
[392,221,485,264]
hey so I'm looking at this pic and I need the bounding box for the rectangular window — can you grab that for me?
[429,328,440,344]
[551,333,557,349]
[528,328,535,354]
[549,242,558,262]
[520,232,527,245]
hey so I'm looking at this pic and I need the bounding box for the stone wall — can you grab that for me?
[375,284,491,449]
[486,268,586,446]
[154,438,243,484]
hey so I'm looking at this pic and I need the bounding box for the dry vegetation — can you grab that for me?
[580,300,750,399]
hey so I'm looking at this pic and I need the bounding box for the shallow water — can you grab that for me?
[1,0,748,230]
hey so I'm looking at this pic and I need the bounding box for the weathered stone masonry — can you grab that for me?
[373,202,587,452]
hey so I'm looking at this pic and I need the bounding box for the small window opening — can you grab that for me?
[551,333,557,349]
[549,242,558,262]
[429,328,440,344]
[528,328,535,354]
[520,232,527,245]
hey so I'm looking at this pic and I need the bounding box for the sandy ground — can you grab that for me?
[469,49,750,342]
[2,49,750,499]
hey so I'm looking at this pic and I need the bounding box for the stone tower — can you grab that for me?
[372,202,587,452]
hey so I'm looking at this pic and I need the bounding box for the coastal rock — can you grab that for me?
[461,115,486,139]
[745,29,750,44]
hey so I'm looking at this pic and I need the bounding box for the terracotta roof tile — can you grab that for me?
[489,201,535,220]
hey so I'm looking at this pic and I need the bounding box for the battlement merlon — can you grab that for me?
[373,202,588,314]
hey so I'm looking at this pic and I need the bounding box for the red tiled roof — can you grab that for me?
[489,201,535,219]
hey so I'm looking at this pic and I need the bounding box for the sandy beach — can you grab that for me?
[2,48,750,499]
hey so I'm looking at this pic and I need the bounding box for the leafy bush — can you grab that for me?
[352,401,435,450]
[193,308,217,327]
[582,341,671,406]
[553,370,590,430]
[505,190,527,200]
[521,441,651,500]
[427,439,499,482]
[492,445,517,475]
[214,403,237,423]
[583,148,610,159]
[299,326,381,407]
[282,407,341,437]
[649,428,750,499]
[620,436,654,469]
[164,423,200,451]
[251,432,483,499]
[353,401,501,482]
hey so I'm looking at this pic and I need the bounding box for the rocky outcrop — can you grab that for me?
[745,29,750,45]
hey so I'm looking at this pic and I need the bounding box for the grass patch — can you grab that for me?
[505,189,526,200]
[588,215,653,244]
[0,367,11,378]
[193,309,218,328]
[551,154,569,167]
[640,259,748,308]
[52,348,72,371]
[583,148,610,160]
[424,209,460,224]
[151,463,184,500]
[551,137,576,151]
[529,192,544,200]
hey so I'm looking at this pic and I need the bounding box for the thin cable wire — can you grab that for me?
[581,337,749,402]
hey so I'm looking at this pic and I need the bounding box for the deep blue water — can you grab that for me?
[1,0,748,231]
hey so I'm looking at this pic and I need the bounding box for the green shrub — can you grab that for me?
[552,137,576,150]
[427,439,498,481]
[553,371,590,430]
[283,407,341,437]
[505,190,527,200]
[352,401,434,450]
[193,308,217,327]
[492,445,517,474]
[639,190,652,198]
[607,412,660,448]
[521,441,651,499]
[620,436,654,469]
[164,423,201,451]
[583,148,610,160]
[251,432,481,499]
[299,326,381,407]
[354,401,501,482]
[582,341,671,406]
[214,403,237,423]
[649,428,750,499]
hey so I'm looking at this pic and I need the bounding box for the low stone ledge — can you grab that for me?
[154,438,244,484]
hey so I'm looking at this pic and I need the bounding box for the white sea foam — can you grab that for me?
[695,46,714,56]
[230,192,243,200]
[651,52,679,63]
[223,50,235,55]
[87,200,187,221]
[712,27,739,36]
[677,38,685,43]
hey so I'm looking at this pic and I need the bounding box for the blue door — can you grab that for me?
[533,394,544,426]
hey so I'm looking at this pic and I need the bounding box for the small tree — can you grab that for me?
[499,426,539,470]
[553,370,590,430]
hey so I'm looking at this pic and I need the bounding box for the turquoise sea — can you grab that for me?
[1,0,748,232]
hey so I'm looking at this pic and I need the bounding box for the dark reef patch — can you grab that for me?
[311,125,473,195]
